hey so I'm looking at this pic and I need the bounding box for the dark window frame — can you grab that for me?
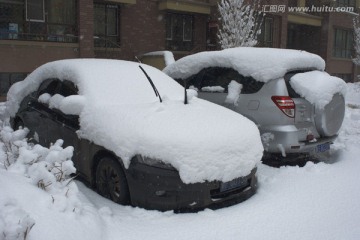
[94,3,120,48]
[165,13,194,52]
[259,17,274,47]
[333,28,353,59]
[26,0,45,22]
[336,0,356,8]
[0,0,77,43]
[0,72,27,96]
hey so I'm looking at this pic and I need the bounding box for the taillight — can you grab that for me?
[271,96,295,118]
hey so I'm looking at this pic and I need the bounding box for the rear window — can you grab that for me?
[285,71,305,98]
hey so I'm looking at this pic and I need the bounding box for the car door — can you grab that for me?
[44,80,86,171]
[186,67,242,107]
[23,79,61,146]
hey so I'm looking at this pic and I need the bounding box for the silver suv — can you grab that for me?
[164,47,346,161]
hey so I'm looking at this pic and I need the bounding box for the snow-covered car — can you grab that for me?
[163,47,347,161]
[6,59,263,211]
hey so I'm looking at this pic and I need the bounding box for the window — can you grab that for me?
[185,67,264,94]
[94,4,119,48]
[166,13,193,51]
[337,0,356,8]
[333,28,353,58]
[0,72,27,96]
[0,0,77,42]
[260,17,273,47]
[26,0,44,22]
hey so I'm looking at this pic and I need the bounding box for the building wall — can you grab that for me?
[324,12,356,79]
[0,41,79,73]
[0,0,358,100]
[79,0,95,58]
[95,0,166,61]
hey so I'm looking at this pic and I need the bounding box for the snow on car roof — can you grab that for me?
[6,59,263,184]
[163,47,326,82]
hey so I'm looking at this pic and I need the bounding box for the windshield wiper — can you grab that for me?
[139,65,162,103]
[183,79,188,105]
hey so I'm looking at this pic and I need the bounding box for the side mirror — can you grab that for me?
[59,95,86,116]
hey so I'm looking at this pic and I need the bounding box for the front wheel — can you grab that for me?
[95,157,130,205]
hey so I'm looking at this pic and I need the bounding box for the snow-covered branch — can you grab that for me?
[217,0,263,49]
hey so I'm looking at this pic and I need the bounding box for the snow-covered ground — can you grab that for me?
[1,82,359,240]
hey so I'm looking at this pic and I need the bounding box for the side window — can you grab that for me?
[37,78,60,97]
[198,67,261,93]
[240,76,264,94]
[185,67,264,94]
[58,80,78,97]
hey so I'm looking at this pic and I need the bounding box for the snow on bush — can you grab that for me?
[0,200,35,240]
[217,0,263,49]
[0,125,76,192]
[0,120,81,239]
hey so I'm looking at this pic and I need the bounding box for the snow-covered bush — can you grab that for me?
[0,120,80,239]
[0,125,76,193]
[217,0,263,49]
[0,200,35,240]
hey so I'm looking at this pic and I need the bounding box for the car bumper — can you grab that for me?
[125,160,257,212]
[261,126,337,155]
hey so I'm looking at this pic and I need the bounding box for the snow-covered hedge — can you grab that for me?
[0,121,80,240]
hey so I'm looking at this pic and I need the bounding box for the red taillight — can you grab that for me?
[271,96,295,118]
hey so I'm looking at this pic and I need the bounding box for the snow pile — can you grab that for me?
[225,80,242,105]
[290,70,347,109]
[6,59,263,184]
[201,86,225,92]
[0,200,35,240]
[163,47,325,82]
[345,82,360,107]
[39,93,85,115]
[334,88,360,149]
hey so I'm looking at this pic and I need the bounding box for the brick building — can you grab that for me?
[0,0,359,100]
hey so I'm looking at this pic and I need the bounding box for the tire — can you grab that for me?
[314,93,345,137]
[95,157,130,205]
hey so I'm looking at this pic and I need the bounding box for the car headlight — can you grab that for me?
[136,155,175,170]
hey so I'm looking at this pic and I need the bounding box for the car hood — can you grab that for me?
[78,97,263,184]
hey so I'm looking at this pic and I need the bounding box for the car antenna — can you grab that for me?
[184,79,188,105]
[135,56,142,63]
[139,65,162,103]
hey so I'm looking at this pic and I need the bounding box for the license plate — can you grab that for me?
[220,177,248,192]
[316,142,330,153]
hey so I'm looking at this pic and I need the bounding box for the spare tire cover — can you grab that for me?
[315,93,345,137]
